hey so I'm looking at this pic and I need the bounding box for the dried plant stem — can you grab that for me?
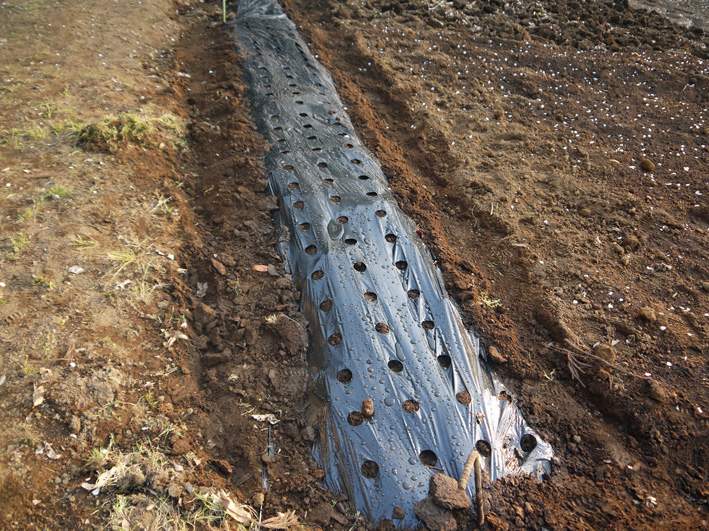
[459,450,484,526]
[546,339,649,382]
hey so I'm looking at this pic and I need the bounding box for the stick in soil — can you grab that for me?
[459,450,484,526]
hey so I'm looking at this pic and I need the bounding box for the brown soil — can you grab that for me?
[282,0,709,529]
[0,0,706,530]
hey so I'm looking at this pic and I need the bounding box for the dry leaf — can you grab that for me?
[196,282,208,298]
[114,279,132,290]
[211,257,227,276]
[262,510,299,529]
[65,340,76,360]
[163,328,189,348]
[216,490,253,525]
[32,386,44,408]
[252,264,269,273]
[81,465,121,491]
[45,444,61,460]
[251,414,280,425]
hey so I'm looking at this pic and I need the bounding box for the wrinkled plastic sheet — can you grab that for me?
[234,1,553,525]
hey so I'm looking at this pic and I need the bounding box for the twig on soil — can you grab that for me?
[459,450,484,526]
[546,339,651,383]
[565,350,590,386]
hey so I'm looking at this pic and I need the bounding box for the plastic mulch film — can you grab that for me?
[233,1,553,526]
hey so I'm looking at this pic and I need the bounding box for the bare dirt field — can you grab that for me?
[0,0,707,530]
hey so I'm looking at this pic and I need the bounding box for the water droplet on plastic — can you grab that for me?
[384,397,395,406]
[327,219,343,239]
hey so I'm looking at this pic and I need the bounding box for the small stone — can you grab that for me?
[429,473,471,511]
[620,255,630,266]
[701,281,709,293]
[392,506,406,520]
[303,425,316,441]
[361,398,375,417]
[639,306,656,322]
[69,415,81,434]
[579,207,591,217]
[594,344,616,364]
[202,352,230,367]
[172,438,191,455]
[488,345,507,364]
[310,502,334,526]
[572,435,581,444]
[414,496,457,531]
[209,458,233,475]
[253,492,265,506]
[639,159,655,172]
[621,234,640,250]
[613,243,625,255]
[648,381,666,403]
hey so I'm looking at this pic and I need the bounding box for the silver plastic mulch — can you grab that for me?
[233,1,553,525]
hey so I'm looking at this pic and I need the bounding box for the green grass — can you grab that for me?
[20,352,39,376]
[1,110,184,151]
[0,129,25,148]
[72,235,97,247]
[4,232,30,260]
[75,111,185,151]
[25,124,49,140]
[16,186,72,223]
[38,101,56,119]
[47,185,72,198]
[480,291,502,308]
